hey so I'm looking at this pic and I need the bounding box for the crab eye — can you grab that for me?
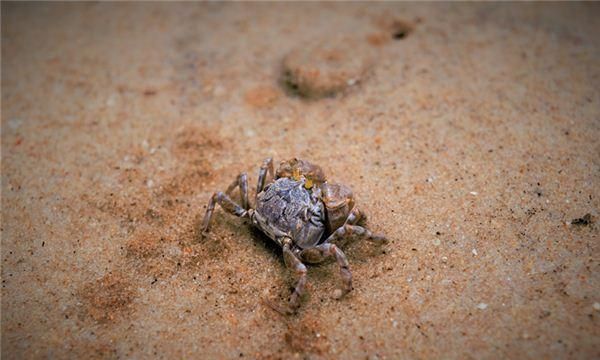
[304,178,314,189]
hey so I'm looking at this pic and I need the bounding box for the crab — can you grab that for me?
[201,158,388,313]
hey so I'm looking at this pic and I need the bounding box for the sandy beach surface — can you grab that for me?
[2,3,599,359]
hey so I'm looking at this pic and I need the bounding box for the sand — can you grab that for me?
[2,2,599,359]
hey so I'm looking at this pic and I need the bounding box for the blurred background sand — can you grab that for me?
[2,2,599,359]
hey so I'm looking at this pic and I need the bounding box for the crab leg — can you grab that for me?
[344,207,364,225]
[201,191,248,234]
[299,243,352,298]
[324,224,388,246]
[256,157,274,200]
[282,240,307,313]
[225,172,249,210]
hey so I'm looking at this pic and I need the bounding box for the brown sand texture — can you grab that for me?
[2,3,599,359]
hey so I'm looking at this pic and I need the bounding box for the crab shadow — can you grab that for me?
[198,214,388,303]
[247,225,284,261]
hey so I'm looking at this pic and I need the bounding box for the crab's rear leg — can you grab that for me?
[256,157,274,200]
[264,242,307,316]
[344,207,363,226]
[325,224,388,246]
[225,172,249,210]
[283,244,306,311]
[299,243,352,299]
[201,191,248,235]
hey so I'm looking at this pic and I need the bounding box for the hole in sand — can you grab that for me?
[390,20,413,40]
